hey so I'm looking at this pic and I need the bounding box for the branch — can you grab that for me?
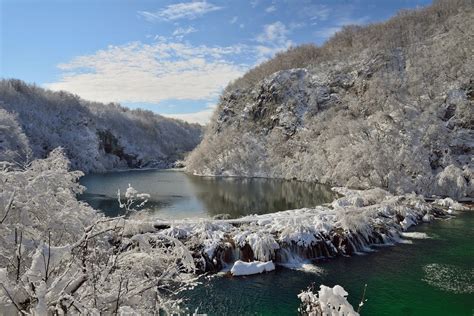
[45,231,51,283]
[15,229,22,282]
[357,283,368,313]
[0,283,23,313]
[0,190,15,224]
[114,277,123,315]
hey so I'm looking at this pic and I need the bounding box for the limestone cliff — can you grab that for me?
[187,1,473,200]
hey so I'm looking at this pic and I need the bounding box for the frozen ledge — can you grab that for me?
[126,187,462,274]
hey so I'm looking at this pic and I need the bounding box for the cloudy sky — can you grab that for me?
[1,0,431,124]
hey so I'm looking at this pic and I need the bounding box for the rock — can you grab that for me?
[230,260,275,276]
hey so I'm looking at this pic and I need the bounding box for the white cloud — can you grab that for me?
[138,1,222,22]
[289,22,306,30]
[314,26,341,39]
[230,16,238,24]
[314,16,370,39]
[172,26,197,40]
[164,104,216,125]
[250,0,260,8]
[154,35,168,42]
[300,4,331,23]
[265,5,276,13]
[255,21,292,60]
[256,21,289,43]
[45,41,246,104]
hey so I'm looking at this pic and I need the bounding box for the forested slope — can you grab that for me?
[0,79,203,172]
[187,0,473,200]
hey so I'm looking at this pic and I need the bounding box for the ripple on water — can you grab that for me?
[279,262,325,274]
[422,263,474,294]
[400,232,431,239]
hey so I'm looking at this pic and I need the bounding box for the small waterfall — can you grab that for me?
[166,191,452,274]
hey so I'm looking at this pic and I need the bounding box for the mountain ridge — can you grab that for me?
[186,0,473,200]
[0,79,203,172]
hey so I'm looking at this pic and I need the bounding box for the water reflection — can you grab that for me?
[78,170,335,219]
[187,176,334,218]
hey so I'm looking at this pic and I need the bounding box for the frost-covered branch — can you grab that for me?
[0,191,14,224]
[0,149,199,314]
[117,184,150,215]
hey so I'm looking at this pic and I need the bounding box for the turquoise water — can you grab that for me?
[79,169,334,219]
[79,170,473,315]
[183,211,473,315]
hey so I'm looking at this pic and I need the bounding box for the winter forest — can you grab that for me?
[1,0,473,315]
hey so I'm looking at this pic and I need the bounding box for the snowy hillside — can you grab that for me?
[0,79,203,172]
[186,0,473,200]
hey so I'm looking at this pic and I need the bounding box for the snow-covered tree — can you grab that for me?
[0,108,31,166]
[0,150,198,314]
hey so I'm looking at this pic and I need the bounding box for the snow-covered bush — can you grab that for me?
[298,285,360,316]
[0,150,198,314]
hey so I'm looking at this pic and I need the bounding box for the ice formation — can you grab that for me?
[143,188,451,273]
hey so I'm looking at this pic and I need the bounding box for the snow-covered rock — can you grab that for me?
[230,260,275,276]
[433,197,468,211]
[298,284,359,316]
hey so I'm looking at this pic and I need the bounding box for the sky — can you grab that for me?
[1,0,432,124]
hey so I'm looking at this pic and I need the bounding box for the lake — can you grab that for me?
[184,211,474,315]
[79,169,335,219]
[79,169,473,315]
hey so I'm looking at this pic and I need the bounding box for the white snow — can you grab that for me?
[230,260,275,276]
[298,284,359,316]
[147,187,452,274]
[434,197,467,211]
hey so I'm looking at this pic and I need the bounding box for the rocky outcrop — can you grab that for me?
[187,4,473,200]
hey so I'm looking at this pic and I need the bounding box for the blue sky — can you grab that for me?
[1,0,432,124]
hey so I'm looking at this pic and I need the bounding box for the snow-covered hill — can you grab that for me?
[0,79,203,172]
[187,1,473,200]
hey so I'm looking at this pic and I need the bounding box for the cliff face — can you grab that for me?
[0,80,203,172]
[187,4,473,200]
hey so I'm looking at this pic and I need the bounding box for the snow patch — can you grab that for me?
[230,260,275,276]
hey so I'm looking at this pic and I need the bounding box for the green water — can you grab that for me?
[79,170,473,315]
[79,169,334,219]
[184,211,474,315]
